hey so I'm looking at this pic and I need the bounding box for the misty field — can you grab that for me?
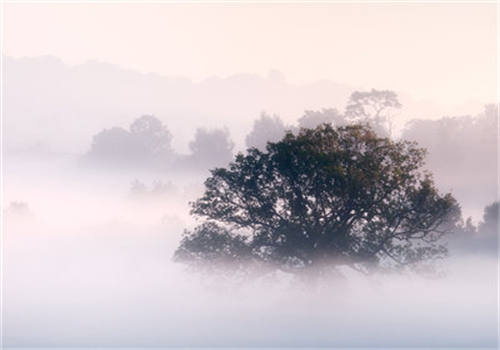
[2,2,498,348]
[3,144,497,347]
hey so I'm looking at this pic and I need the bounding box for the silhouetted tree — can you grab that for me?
[345,89,401,137]
[129,115,174,159]
[175,222,255,274]
[187,127,234,168]
[245,112,287,150]
[175,124,460,278]
[402,105,497,208]
[450,201,498,256]
[298,108,346,129]
[86,115,174,167]
[88,127,137,162]
[478,201,498,236]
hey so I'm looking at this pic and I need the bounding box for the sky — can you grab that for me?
[1,4,498,346]
[2,3,497,108]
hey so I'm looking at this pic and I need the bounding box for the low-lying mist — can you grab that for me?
[3,153,498,348]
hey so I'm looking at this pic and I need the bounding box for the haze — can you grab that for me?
[1,2,498,349]
[3,3,496,107]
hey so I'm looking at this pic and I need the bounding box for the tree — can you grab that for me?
[401,105,497,209]
[449,201,498,256]
[175,124,461,278]
[345,89,402,137]
[475,201,498,254]
[87,127,137,162]
[478,201,498,236]
[174,222,255,274]
[188,127,234,168]
[245,112,287,150]
[86,115,175,167]
[129,115,174,159]
[297,108,346,129]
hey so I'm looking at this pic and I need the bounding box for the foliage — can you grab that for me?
[175,124,461,277]
[187,127,234,169]
[87,115,174,167]
[345,89,402,137]
[298,108,346,129]
[175,222,256,273]
[245,112,287,150]
[478,201,498,236]
[401,105,497,208]
[129,115,174,157]
[449,201,498,256]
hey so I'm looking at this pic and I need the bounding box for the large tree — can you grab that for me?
[175,124,460,277]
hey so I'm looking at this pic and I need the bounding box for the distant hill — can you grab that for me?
[3,55,484,154]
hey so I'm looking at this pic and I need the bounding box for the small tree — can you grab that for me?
[345,89,402,137]
[129,115,174,159]
[86,115,174,167]
[188,127,234,168]
[450,201,498,256]
[245,112,287,151]
[87,127,138,162]
[478,201,498,236]
[298,108,346,129]
[175,124,460,277]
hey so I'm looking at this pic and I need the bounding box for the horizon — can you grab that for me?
[3,53,493,120]
[2,2,498,348]
[3,3,496,109]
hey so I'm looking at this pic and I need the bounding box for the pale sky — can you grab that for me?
[3,2,497,107]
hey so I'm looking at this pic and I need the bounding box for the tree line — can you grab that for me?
[82,88,497,278]
[84,90,495,189]
[83,89,405,170]
[84,115,234,171]
[174,122,498,279]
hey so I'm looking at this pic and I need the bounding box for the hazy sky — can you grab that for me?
[3,3,497,107]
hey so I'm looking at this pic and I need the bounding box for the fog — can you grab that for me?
[3,146,498,348]
[2,56,498,346]
[3,55,485,155]
[2,0,498,346]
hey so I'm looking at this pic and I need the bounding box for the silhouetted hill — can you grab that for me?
[4,55,353,154]
[5,55,483,155]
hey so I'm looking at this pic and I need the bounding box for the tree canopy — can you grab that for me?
[345,89,401,137]
[86,115,174,167]
[401,105,497,208]
[245,112,287,150]
[297,108,346,129]
[479,201,498,236]
[175,124,461,277]
[186,127,234,169]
